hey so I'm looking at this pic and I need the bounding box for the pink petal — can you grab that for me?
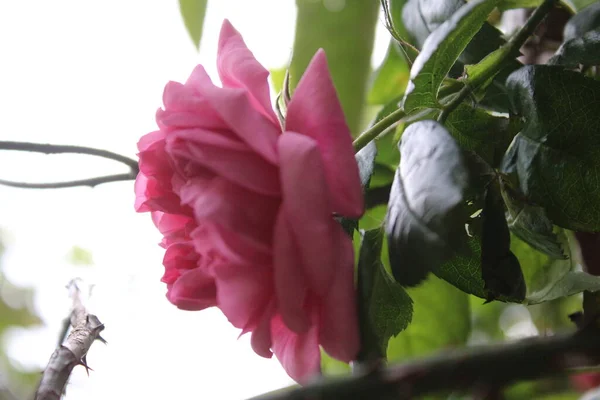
[273,207,310,334]
[271,313,321,383]
[278,132,335,296]
[152,212,194,239]
[158,81,224,131]
[212,260,273,331]
[285,50,363,218]
[167,267,217,311]
[250,300,276,359]
[319,223,359,362]
[186,65,280,164]
[166,128,280,196]
[161,241,198,284]
[217,20,278,125]
[179,177,279,249]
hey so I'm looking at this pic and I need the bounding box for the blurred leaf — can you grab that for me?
[549,30,600,66]
[368,41,410,105]
[355,141,377,191]
[564,1,600,41]
[178,0,208,49]
[270,67,288,94]
[67,245,94,266]
[387,274,470,360]
[480,186,526,302]
[498,0,544,9]
[501,66,600,231]
[385,121,470,286]
[357,228,413,360]
[402,0,499,112]
[290,0,379,133]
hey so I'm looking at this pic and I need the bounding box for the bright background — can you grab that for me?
[0,1,387,398]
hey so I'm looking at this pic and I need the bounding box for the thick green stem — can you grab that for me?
[352,108,405,152]
[438,0,557,123]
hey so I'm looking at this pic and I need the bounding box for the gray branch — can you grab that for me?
[35,281,105,400]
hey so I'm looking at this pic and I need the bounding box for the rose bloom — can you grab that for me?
[134,20,363,382]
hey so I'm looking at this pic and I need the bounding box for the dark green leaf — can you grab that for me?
[368,41,410,105]
[445,104,517,167]
[357,228,413,360]
[549,29,600,66]
[387,274,470,360]
[498,0,544,9]
[480,186,526,302]
[290,0,380,133]
[178,0,208,49]
[564,1,600,41]
[500,179,567,259]
[501,65,600,231]
[385,120,470,286]
[402,0,500,112]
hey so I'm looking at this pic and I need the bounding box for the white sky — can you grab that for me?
[0,1,387,398]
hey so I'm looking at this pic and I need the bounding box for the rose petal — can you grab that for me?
[250,300,276,359]
[158,81,224,131]
[191,221,271,267]
[167,267,217,311]
[212,260,273,331]
[273,207,310,334]
[166,128,280,196]
[271,313,321,383]
[180,177,278,249]
[285,50,363,218]
[319,223,359,362]
[217,20,278,125]
[278,132,335,296]
[186,65,280,164]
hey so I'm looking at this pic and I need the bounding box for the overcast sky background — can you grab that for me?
[0,1,388,398]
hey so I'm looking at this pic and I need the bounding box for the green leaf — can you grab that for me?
[402,0,500,112]
[500,179,567,259]
[564,1,600,41]
[368,41,410,105]
[357,228,413,360]
[445,104,516,167]
[501,65,600,231]
[385,120,470,286]
[178,0,208,50]
[290,0,380,133]
[67,245,94,266]
[549,30,600,66]
[387,274,470,360]
[355,141,377,190]
[480,186,526,302]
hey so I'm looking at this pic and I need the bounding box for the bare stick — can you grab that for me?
[0,141,139,189]
[248,325,600,400]
[35,281,105,400]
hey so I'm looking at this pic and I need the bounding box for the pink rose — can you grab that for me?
[134,20,363,382]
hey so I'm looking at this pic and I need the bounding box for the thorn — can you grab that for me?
[79,356,94,376]
[96,334,108,345]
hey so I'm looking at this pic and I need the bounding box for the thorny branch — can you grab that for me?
[0,141,139,189]
[248,323,600,400]
[35,281,106,400]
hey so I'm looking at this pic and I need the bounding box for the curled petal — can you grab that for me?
[278,132,335,296]
[285,50,363,218]
[158,81,224,131]
[271,313,321,383]
[166,128,280,196]
[217,20,278,125]
[273,207,310,334]
[186,65,280,164]
[319,223,359,362]
[191,221,271,267]
[180,177,278,249]
[134,173,182,214]
[161,241,198,284]
[212,260,273,331]
[167,267,217,311]
[250,300,276,359]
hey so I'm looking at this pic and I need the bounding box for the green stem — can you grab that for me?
[353,108,405,152]
[438,0,557,123]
